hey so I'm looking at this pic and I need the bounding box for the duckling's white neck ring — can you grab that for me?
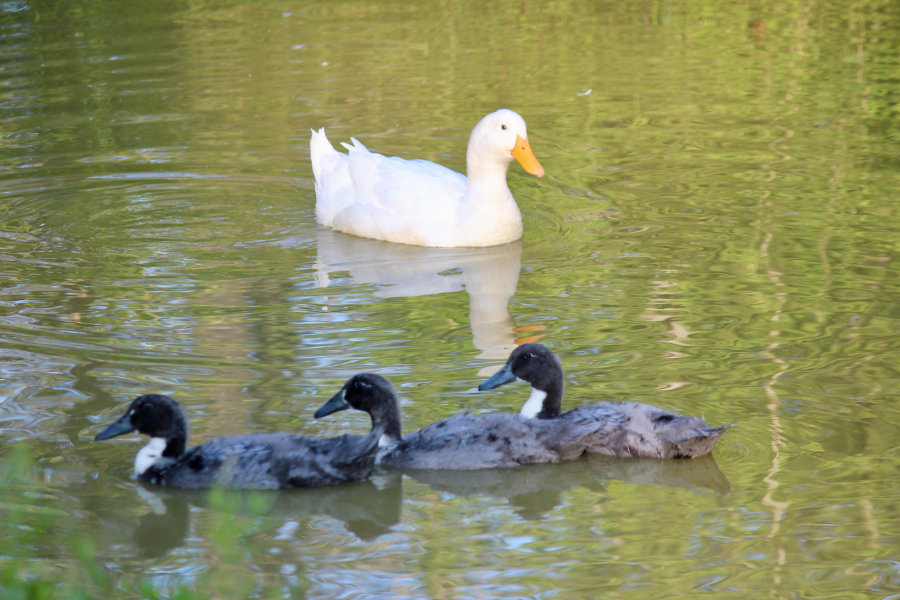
[134,437,168,476]
[520,388,547,419]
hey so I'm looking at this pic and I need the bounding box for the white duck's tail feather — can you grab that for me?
[310,127,356,226]
[310,128,338,184]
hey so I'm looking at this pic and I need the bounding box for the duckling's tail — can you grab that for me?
[662,422,731,459]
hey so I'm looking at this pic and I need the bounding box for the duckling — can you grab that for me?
[478,344,729,459]
[94,394,382,489]
[315,373,590,470]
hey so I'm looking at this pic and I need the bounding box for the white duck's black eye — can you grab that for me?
[501,124,507,130]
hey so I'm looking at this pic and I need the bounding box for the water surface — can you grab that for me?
[1,1,898,598]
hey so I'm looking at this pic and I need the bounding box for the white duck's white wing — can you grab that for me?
[311,130,467,246]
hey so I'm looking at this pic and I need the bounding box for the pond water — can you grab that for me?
[1,0,898,598]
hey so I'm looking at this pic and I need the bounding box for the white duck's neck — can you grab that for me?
[466,153,512,182]
[465,153,517,207]
[457,161,522,245]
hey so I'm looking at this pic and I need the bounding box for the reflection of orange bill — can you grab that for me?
[513,324,547,345]
[514,325,548,333]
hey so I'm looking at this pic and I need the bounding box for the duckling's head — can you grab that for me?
[478,343,564,419]
[96,394,186,442]
[467,109,544,178]
[315,373,403,442]
[95,394,188,473]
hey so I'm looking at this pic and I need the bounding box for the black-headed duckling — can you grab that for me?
[95,394,382,489]
[479,343,729,459]
[316,373,589,470]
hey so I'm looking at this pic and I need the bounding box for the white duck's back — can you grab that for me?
[309,109,543,247]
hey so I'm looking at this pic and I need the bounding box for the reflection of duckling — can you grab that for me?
[311,109,544,247]
[583,453,731,494]
[95,394,382,489]
[479,344,730,459]
[133,471,403,542]
[132,484,190,558]
[404,453,730,520]
[317,374,592,470]
[402,459,607,520]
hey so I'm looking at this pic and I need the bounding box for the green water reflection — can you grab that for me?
[1,0,898,598]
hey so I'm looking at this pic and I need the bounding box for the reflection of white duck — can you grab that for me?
[313,230,536,359]
[310,109,544,247]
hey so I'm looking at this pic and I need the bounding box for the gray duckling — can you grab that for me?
[95,394,382,489]
[317,344,728,470]
[316,373,589,470]
[479,343,729,459]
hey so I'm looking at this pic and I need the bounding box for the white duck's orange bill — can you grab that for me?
[511,135,545,177]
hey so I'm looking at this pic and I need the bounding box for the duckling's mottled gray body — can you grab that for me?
[318,373,587,470]
[96,394,380,489]
[141,431,380,489]
[381,412,589,470]
[479,343,729,459]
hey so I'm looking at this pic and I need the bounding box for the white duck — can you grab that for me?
[310,109,545,247]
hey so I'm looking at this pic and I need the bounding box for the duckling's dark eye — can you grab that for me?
[521,352,535,361]
[501,124,507,130]
[353,379,372,391]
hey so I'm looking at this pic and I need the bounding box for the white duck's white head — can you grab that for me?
[466,109,545,180]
